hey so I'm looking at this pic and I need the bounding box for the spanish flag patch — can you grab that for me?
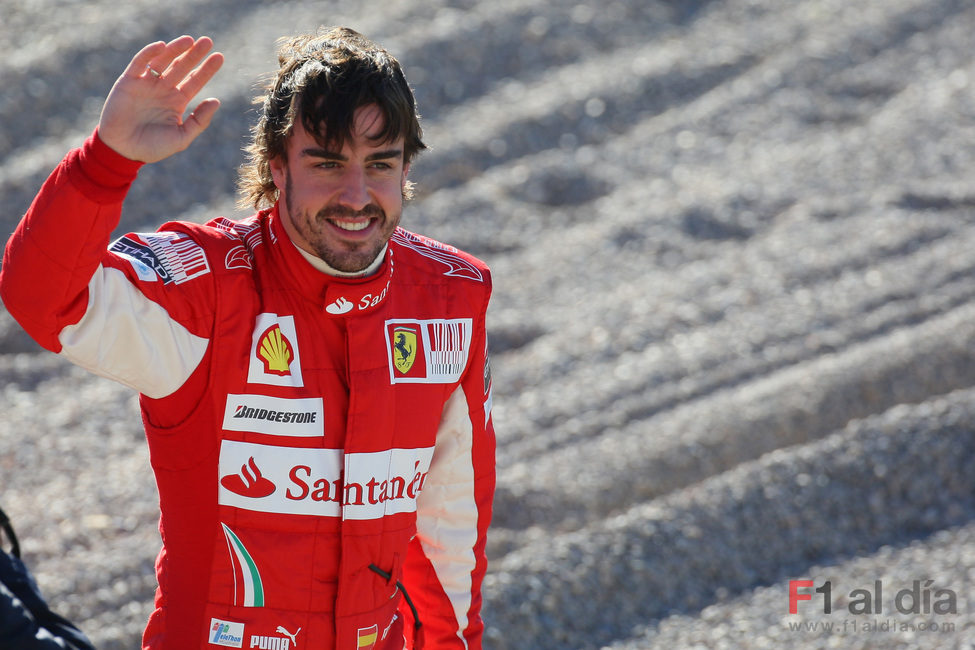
[357,624,378,649]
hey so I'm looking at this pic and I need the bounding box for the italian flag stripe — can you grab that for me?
[221,523,265,607]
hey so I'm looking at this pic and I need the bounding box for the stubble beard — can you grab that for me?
[284,168,400,273]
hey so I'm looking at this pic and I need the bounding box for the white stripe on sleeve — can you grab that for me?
[58,265,209,399]
[415,385,477,648]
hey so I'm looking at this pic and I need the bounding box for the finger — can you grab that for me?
[122,41,167,78]
[177,52,225,100]
[183,98,221,140]
[147,35,196,78]
[165,37,214,84]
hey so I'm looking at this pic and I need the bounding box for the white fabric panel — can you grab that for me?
[416,385,477,648]
[58,265,209,399]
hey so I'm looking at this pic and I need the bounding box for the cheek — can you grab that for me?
[284,172,329,208]
[377,180,407,209]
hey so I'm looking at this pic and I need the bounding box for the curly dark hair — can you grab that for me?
[238,26,427,209]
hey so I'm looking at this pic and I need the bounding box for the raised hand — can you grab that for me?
[98,36,224,163]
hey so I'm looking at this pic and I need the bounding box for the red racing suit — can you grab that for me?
[0,131,495,650]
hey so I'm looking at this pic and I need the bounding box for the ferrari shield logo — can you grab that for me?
[385,318,472,384]
[391,326,418,374]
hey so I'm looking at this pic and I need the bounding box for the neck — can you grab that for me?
[292,240,386,278]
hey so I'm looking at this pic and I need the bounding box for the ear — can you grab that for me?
[270,155,287,191]
[401,162,411,189]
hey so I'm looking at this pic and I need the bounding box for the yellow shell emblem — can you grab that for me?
[392,327,417,374]
[257,325,293,375]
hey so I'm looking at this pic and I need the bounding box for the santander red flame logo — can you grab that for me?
[220,456,276,498]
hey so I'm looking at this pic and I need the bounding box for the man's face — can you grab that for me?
[270,104,411,273]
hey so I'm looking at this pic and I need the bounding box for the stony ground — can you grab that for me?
[3,0,975,648]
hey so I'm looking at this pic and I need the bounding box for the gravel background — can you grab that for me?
[3,0,975,648]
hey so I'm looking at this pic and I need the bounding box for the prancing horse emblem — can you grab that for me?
[392,326,418,374]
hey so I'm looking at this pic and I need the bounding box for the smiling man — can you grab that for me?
[272,109,407,274]
[0,28,495,650]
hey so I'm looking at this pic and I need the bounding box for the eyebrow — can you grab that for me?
[300,147,403,162]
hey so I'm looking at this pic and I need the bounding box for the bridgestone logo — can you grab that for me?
[233,405,317,424]
[223,394,324,437]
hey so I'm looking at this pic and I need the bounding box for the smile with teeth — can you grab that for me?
[331,219,372,232]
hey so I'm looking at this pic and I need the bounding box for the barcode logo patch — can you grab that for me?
[110,232,210,285]
[385,318,473,384]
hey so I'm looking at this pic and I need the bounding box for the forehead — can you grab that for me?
[289,104,403,152]
[351,104,388,139]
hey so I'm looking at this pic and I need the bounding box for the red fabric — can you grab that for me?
[0,130,141,351]
[0,132,495,649]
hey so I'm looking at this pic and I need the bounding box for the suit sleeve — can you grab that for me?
[404,277,496,649]
[0,130,213,399]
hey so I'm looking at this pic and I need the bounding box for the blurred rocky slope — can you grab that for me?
[3,0,975,648]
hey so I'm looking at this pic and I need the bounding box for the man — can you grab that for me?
[0,28,495,650]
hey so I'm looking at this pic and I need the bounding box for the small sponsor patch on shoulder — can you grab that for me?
[212,217,264,270]
[110,232,210,284]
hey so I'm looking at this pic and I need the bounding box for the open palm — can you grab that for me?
[98,36,224,163]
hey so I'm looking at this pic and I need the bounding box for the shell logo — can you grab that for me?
[257,325,294,375]
[247,315,303,387]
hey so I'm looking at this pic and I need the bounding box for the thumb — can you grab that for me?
[183,98,221,142]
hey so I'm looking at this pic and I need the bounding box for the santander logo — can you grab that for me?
[325,297,355,315]
[218,441,435,520]
[220,456,276,498]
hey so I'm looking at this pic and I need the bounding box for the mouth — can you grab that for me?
[329,218,373,232]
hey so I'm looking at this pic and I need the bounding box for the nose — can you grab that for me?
[335,166,371,212]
